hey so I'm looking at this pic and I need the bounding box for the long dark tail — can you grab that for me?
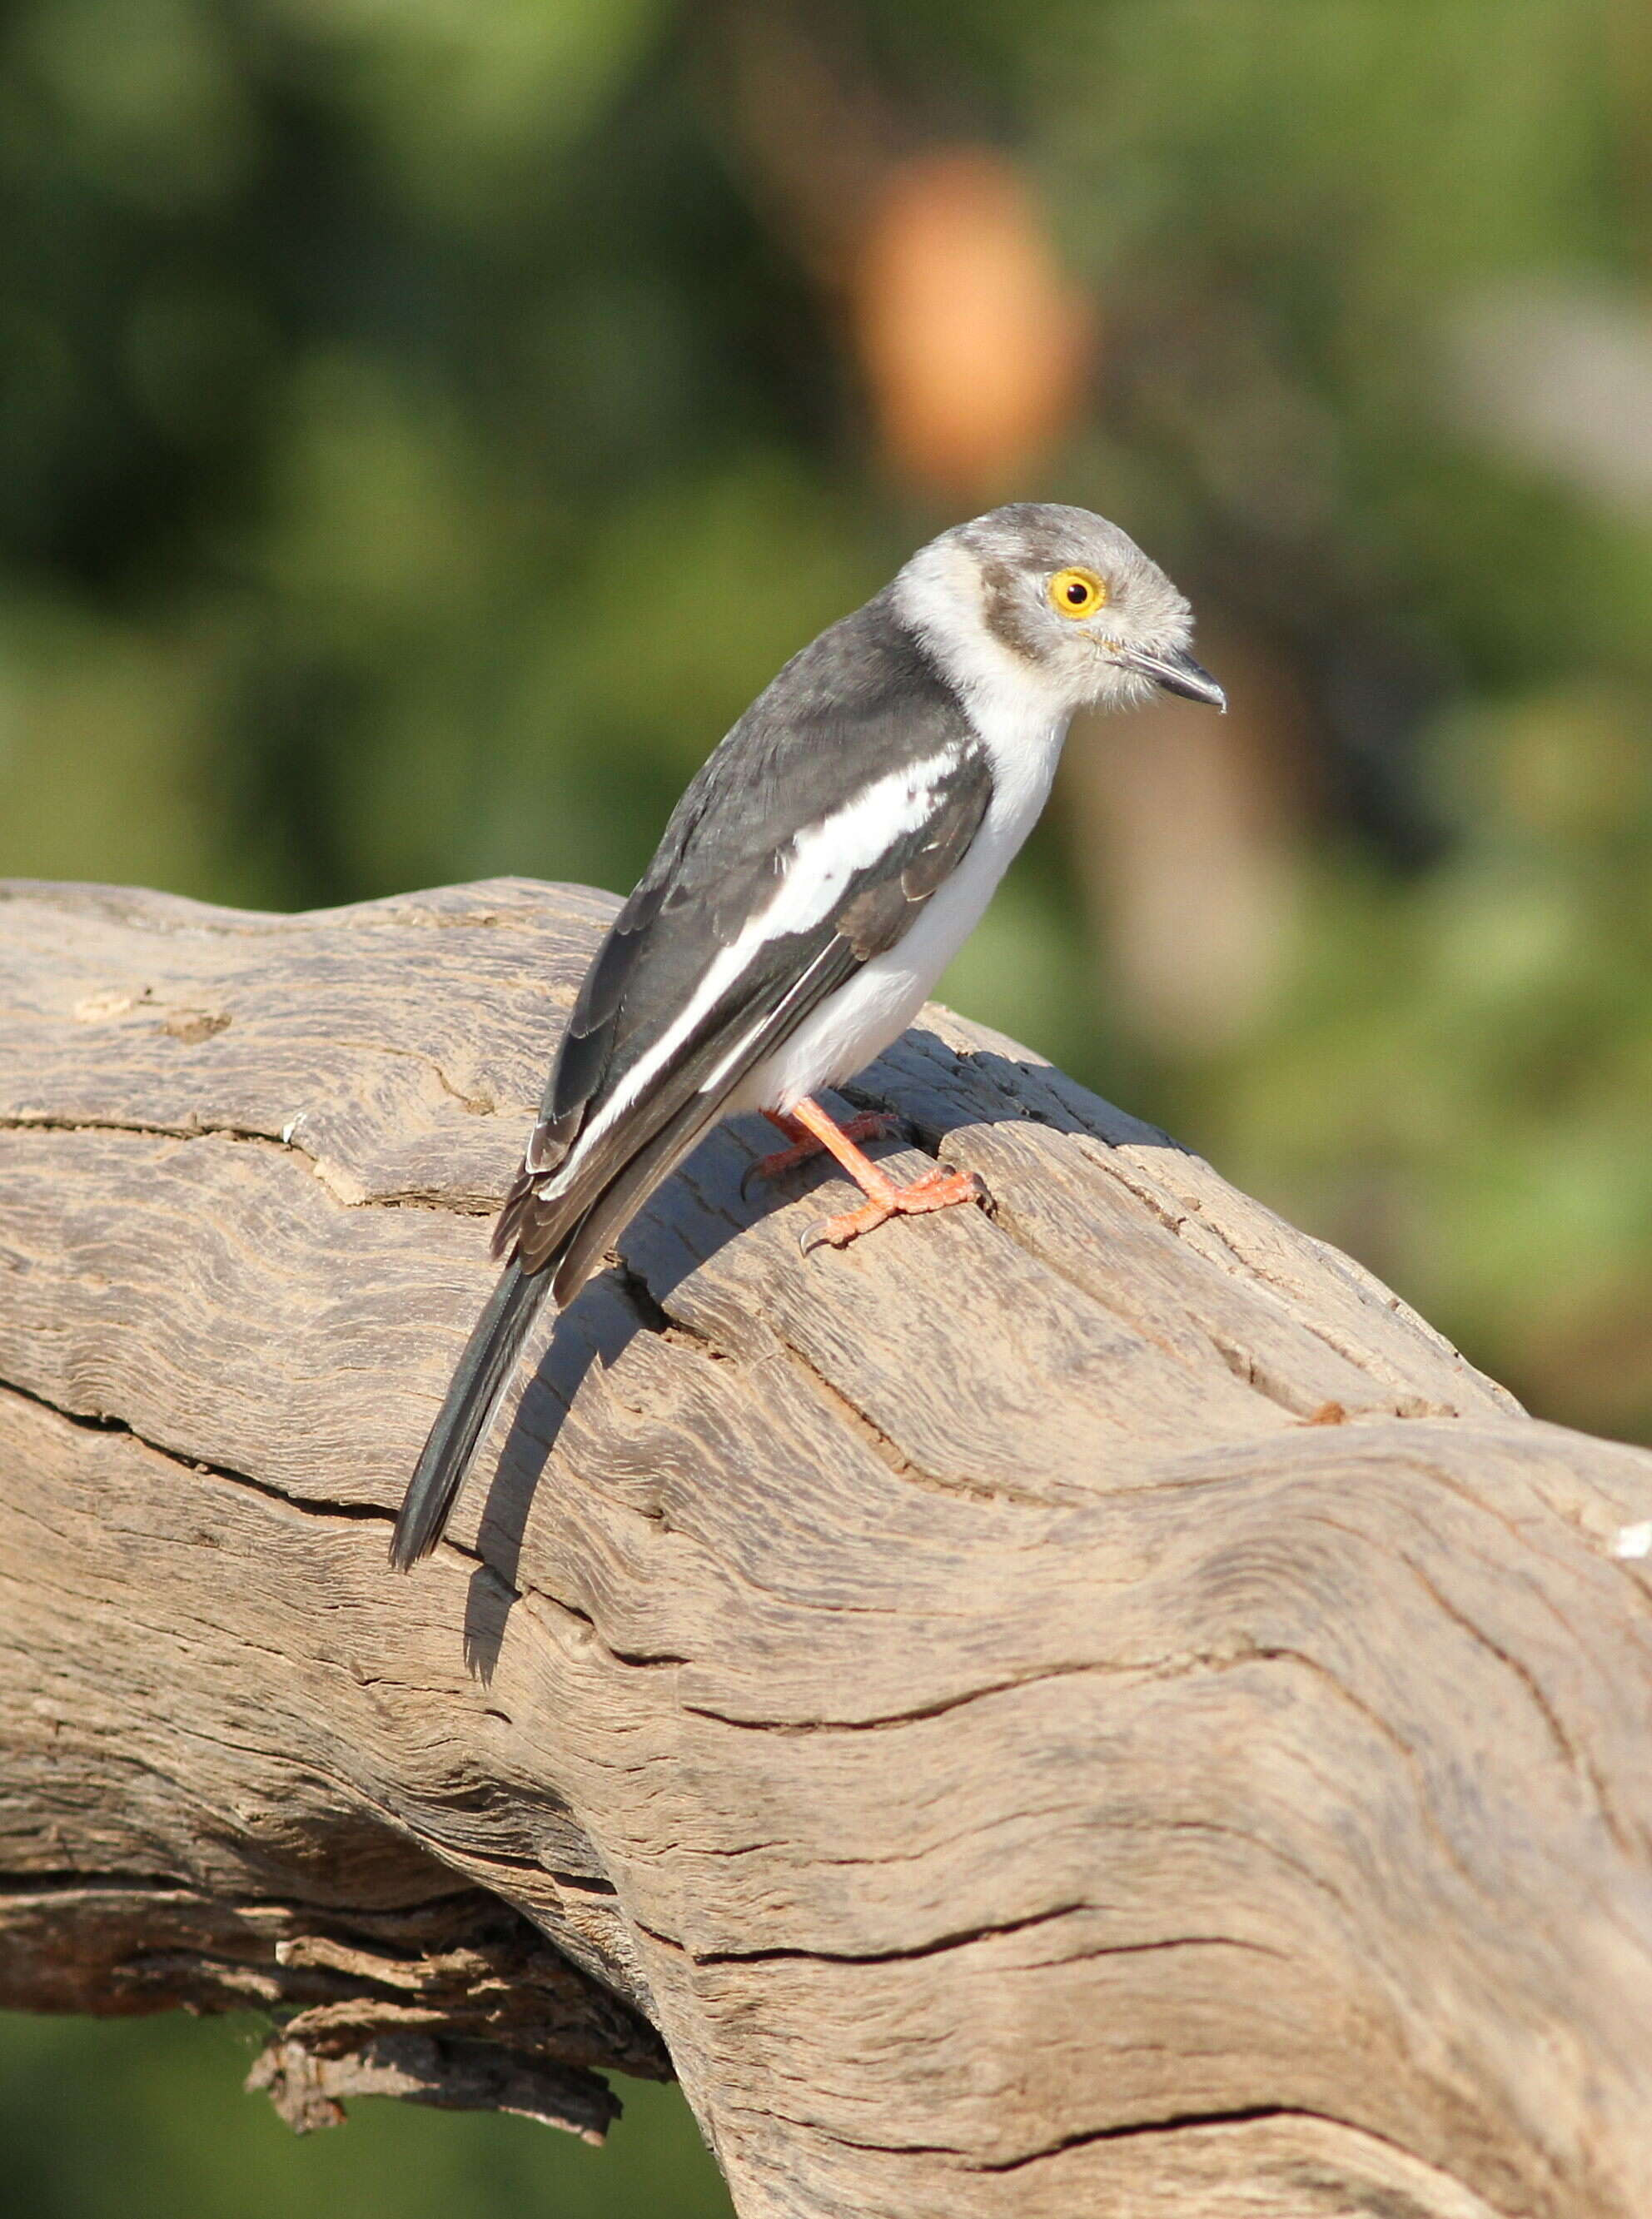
[391,1085,730,1572]
[388,1261,551,1570]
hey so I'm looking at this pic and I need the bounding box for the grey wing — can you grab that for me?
[516,794,705,1180]
[491,759,990,1302]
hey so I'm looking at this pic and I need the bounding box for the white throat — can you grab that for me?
[893,536,1072,826]
[894,539,1071,724]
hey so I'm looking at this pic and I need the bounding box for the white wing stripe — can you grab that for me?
[535,748,961,1196]
[691,935,846,1100]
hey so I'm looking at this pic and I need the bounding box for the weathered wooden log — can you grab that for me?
[2,875,1650,2219]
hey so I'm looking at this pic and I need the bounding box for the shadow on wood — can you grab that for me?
[2,876,1650,2219]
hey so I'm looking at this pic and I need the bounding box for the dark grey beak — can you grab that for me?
[1121,644,1227,712]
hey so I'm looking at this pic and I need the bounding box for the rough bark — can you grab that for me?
[1,874,1650,2219]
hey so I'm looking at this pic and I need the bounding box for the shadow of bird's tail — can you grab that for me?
[388,1261,550,1570]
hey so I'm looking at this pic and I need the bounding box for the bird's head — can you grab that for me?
[897,502,1225,721]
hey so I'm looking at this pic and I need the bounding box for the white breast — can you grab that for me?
[740,695,1070,1112]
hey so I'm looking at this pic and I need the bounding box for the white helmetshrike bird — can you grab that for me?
[390,502,1224,1570]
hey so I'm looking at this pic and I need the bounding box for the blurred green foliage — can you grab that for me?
[0,2010,732,2217]
[3,1,1650,2210]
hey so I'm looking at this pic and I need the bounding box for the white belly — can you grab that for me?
[739,711,1066,1112]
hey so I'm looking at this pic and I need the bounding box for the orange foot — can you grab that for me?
[799,1163,990,1256]
[764,1096,992,1256]
[744,1106,903,1195]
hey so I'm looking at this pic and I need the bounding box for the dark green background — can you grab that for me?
[3,2,1649,2211]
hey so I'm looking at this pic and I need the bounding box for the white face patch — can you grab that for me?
[537,748,963,1187]
[895,540,1074,733]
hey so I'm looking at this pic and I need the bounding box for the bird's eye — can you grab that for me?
[1048,567,1108,619]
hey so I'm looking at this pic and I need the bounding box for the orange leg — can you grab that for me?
[745,1104,903,1190]
[779,1095,991,1256]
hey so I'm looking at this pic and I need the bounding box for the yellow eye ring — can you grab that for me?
[1048,566,1109,619]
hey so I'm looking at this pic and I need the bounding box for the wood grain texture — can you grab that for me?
[2,875,1651,2218]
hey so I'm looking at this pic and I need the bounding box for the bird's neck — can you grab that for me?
[892,540,1076,765]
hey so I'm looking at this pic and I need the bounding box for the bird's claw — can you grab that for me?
[799,1165,991,1256]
